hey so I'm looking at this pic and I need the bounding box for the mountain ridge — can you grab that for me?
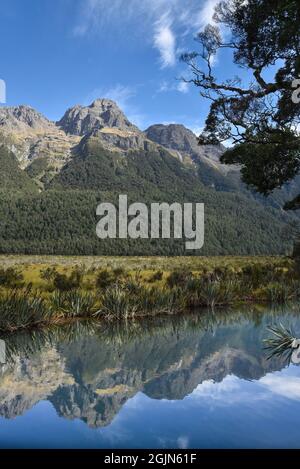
[0,99,296,255]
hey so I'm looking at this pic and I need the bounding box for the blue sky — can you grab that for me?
[1,0,236,132]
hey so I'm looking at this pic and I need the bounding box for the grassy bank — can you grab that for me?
[0,255,298,333]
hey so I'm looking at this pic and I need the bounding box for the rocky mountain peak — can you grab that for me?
[0,105,54,132]
[145,123,227,171]
[145,124,197,153]
[57,98,138,136]
[90,98,116,109]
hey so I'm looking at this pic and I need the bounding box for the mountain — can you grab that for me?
[0,311,290,427]
[0,99,296,255]
[144,123,247,196]
[0,105,80,187]
[0,146,38,194]
[58,98,139,135]
[0,105,53,131]
[145,124,226,169]
[145,123,300,210]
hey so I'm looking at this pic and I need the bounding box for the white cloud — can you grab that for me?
[176,81,189,93]
[194,0,220,30]
[73,0,177,37]
[73,0,223,67]
[188,125,204,136]
[154,17,176,68]
[158,79,189,94]
[177,436,189,449]
[85,84,136,110]
[259,370,300,401]
[84,83,148,128]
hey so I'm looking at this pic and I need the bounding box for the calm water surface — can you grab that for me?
[0,306,300,448]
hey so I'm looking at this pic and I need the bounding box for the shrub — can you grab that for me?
[113,267,126,279]
[240,263,279,289]
[124,279,143,295]
[40,267,57,281]
[53,269,82,291]
[50,290,97,317]
[137,287,184,315]
[99,285,137,319]
[166,269,192,288]
[95,269,115,289]
[0,290,47,332]
[264,283,293,304]
[198,279,222,308]
[198,278,240,308]
[0,268,23,288]
[148,271,163,283]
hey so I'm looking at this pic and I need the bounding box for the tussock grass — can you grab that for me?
[0,290,48,332]
[0,255,299,332]
[50,290,99,318]
[264,323,296,362]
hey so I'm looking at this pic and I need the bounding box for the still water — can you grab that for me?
[0,305,300,449]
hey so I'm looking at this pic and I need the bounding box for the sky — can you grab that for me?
[0,0,238,133]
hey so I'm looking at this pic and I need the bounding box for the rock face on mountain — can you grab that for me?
[0,102,236,178]
[88,127,155,153]
[0,314,286,428]
[0,98,296,255]
[0,347,73,419]
[0,105,80,181]
[0,105,53,132]
[145,124,230,171]
[58,99,138,136]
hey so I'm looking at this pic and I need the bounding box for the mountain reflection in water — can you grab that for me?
[0,305,300,449]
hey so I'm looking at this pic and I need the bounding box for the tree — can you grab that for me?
[182,0,300,202]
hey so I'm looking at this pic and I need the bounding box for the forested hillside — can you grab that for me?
[0,100,296,255]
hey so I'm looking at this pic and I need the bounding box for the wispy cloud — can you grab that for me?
[176,81,189,93]
[73,0,177,37]
[153,14,176,68]
[85,83,148,129]
[194,0,220,30]
[259,371,300,401]
[73,0,221,67]
[177,436,189,449]
[158,79,189,94]
[85,84,136,109]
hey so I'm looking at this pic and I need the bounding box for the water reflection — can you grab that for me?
[0,305,300,448]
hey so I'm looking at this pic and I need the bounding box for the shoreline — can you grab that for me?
[0,254,298,333]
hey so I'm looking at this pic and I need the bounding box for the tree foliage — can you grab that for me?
[182,0,300,199]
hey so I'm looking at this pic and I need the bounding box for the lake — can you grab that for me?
[0,305,300,449]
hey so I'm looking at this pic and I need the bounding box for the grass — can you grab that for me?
[50,290,99,318]
[0,289,48,332]
[0,255,293,291]
[0,255,298,333]
[0,254,291,273]
[264,323,297,362]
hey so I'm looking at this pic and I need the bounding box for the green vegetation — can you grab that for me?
[0,145,38,194]
[0,255,298,332]
[50,290,98,318]
[183,0,300,205]
[264,323,297,363]
[0,142,294,255]
[0,290,48,332]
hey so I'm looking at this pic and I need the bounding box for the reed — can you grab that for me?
[98,284,138,319]
[264,283,294,304]
[263,323,296,362]
[0,290,48,332]
[50,290,98,318]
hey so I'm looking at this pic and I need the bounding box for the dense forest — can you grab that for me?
[0,142,292,255]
